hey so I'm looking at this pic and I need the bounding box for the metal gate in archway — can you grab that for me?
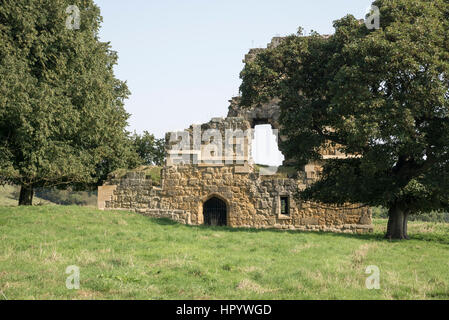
[203,197,227,226]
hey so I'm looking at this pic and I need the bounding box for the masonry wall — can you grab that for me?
[100,166,373,234]
[99,36,374,234]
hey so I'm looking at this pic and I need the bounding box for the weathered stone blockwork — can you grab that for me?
[99,37,373,234]
[101,166,373,234]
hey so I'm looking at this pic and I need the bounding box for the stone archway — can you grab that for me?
[227,97,293,165]
[203,197,227,226]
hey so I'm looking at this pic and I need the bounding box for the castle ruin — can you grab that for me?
[98,38,373,234]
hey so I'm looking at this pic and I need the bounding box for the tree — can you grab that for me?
[131,131,165,167]
[0,0,135,205]
[239,0,449,239]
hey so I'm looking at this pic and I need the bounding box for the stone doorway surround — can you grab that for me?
[200,194,229,226]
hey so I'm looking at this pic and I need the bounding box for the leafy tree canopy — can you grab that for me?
[130,131,165,167]
[0,0,137,204]
[239,0,449,239]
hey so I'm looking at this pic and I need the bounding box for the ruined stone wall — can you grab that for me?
[101,171,191,225]
[97,36,373,235]
[165,116,253,168]
[100,166,373,234]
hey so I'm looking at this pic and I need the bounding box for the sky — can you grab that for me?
[95,0,374,165]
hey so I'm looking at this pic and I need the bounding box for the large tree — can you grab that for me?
[0,0,136,205]
[131,131,165,167]
[240,0,449,239]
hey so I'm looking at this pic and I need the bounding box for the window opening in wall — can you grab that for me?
[280,196,290,215]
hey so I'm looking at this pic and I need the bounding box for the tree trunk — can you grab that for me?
[18,184,34,206]
[403,209,410,240]
[385,203,409,240]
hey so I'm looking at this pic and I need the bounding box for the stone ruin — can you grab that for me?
[98,38,373,234]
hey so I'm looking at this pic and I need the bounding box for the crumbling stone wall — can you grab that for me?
[100,166,372,234]
[102,171,191,225]
[98,36,373,234]
[165,116,253,167]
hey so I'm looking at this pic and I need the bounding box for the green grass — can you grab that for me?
[0,205,448,300]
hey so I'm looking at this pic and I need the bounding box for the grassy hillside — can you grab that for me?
[0,205,448,300]
[0,185,96,207]
[0,185,52,207]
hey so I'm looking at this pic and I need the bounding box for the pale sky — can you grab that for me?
[95,0,373,165]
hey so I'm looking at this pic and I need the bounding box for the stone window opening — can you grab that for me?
[280,196,290,216]
[251,124,284,167]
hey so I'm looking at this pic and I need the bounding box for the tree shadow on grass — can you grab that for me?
[314,230,449,245]
[148,217,449,245]
[150,218,179,226]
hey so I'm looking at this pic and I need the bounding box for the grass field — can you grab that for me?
[0,205,448,300]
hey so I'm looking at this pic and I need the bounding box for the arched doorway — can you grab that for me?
[203,197,227,226]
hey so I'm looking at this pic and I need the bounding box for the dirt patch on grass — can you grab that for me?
[290,243,319,253]
[116,219,128,226]
[77,250,98,264]
[44,250,63,263]
[237,279,275,294]
[352,243,378,265]
[199,233,223,240]
[148,256,191,269]
[240,266,262,273]
[76,290,101,299]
